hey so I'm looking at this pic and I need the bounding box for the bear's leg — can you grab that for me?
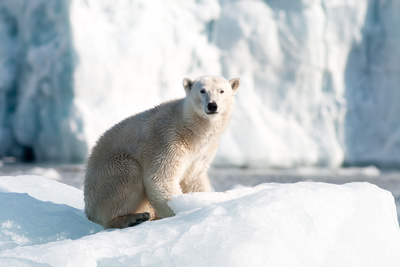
[144,178,182,218]
[95,157,154,228]
[107,212,150,228]
[180,172,212,193]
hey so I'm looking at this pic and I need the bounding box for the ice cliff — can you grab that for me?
[0,1,86,162]
[0,0,399,167]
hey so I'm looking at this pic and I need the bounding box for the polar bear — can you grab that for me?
[84,75,240,228]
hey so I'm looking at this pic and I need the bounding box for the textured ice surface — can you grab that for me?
[1,0,400,167]
[1,175,400,266]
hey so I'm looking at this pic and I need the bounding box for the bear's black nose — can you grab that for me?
[207,102,218,113]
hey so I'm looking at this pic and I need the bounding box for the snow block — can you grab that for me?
[0,175,399,266]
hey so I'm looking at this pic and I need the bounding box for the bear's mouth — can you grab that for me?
[206,111,219,115]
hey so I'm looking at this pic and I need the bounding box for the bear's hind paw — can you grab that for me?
[109,212,150,228]
[128,212,150,227]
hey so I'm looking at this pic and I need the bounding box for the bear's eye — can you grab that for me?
[200,89,206,94]
[220,90,224,94]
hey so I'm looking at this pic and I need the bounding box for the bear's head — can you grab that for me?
[182,75,240,119]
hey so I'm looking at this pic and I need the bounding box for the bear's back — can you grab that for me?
[87,98,184,165]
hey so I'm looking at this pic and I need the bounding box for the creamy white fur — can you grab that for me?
[84,75,239,228]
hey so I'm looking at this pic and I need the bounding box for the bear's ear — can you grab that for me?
[182,78,194,92]
[229,78,240,94]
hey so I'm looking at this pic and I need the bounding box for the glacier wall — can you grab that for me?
[0,0,87,162]
[1,0,399,167]
[344,1,400,167]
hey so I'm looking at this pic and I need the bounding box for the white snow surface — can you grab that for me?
[1,0,400,167]
[1,175,400,266]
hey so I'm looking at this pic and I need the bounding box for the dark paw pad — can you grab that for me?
[128,212,150,227]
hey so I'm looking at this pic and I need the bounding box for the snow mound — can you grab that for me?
[0,176,101,251]
[1,175,400,266]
